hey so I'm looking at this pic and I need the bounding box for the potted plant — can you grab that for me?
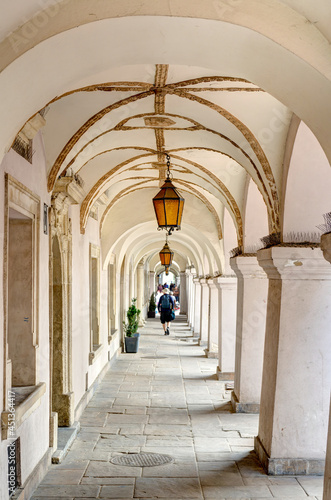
[123,298,141,353]
[147,292,156,318]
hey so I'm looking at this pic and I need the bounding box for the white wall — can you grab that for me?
[0,133,120,499]
[283,122,331,238]
[0,132,51,499]
[244,178,269,251]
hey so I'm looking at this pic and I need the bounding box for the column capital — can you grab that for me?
[257,246,331,280]
[230,255,266,279]
[213,276,237,290]
[199,278,209,287]
[193,277,201,285]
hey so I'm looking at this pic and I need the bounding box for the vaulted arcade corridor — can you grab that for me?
[31,318,323,499]
[2,2,331,500]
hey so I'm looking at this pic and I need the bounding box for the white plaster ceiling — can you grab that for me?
[1,1,331,273]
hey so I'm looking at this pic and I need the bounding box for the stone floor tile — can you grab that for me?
[87,398,115,408]
[227,437,255,447]
[296,477,324,496]
[100,484,134,497]
[145,436,193,447]
[114,398,151,406]
[31,497,74,500]
[193,437,231,452]
[95,434,146,450]
[199,470,245,487]
[142,462,198,477]
[141,446,196,460]
[41,469,85,485]
[135,477,203,498]
[32,321,326,500]
[85,460,142,477]
[81,477,135,485]
[106,413,148,424]
[202,485,272,498]
[31,485,100,497]
[118,424,145,435]
[55,460,90,470]
[144,424,192,436]
[269,483,311,497]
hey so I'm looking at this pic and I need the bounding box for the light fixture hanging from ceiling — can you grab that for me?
[159,234,174,269]
[152,154,184,236]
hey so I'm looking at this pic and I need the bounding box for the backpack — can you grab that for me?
[160,294,172,311]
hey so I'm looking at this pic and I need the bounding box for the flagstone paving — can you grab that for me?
[31,317,324,499]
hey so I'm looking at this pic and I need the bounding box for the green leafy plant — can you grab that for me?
[123,298,141,337]
[149,292,156,312]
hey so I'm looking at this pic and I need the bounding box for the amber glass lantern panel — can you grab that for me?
[153,179,184,230]
[159,242,174,267]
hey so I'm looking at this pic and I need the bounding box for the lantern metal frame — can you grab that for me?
[152,154,185,236]
[159,234,174,269]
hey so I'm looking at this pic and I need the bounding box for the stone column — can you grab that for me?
[179,271,187,314]
[214,277,237,379]
[205,279,219,358]
[230,256,268,413]
[255,246,331,475]
[149,271,155,296]
[136,259,146,324]
[193,278,201,336]
[199,278,210,345]
[321,233,331,498]
[188,270,195,328]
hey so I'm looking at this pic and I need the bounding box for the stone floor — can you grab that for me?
[32,316,324,499]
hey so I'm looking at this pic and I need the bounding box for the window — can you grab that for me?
[2,175,43,439]
[89,244,101,363]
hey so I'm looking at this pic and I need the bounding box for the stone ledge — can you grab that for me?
[89,344,103,365]
[52,421,80,464]
[1,382,46,440]
[231,390,260,414]
[254,435,325,475]
[216,367,234,380]
[204,348,218,359]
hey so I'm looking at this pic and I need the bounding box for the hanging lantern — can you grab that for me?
[152,154,184,236]
[159,237,174,268]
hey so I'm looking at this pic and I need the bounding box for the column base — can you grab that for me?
[254,435,324,475]
[231,390,260,414]
[198,339,207,347]
[216,366,234,380]
[204,348,218,359]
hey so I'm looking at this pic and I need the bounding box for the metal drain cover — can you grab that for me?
[110,452,174,467]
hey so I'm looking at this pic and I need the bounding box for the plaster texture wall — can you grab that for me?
[0,132,51,499]
[215,278,237,375]
[70,206,109,405]
[244,178,269,250]
[230,256,268,409]
[283,122,331,237]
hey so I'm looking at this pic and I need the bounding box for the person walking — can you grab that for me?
[158,288,175,335]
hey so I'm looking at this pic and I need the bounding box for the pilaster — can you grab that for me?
[193,277,201,336]
[211,277,237,379]
[199,278,210,346]
[321,232,331,498]
[230,256,268,413]
[179,271,187,314]
[255,246,331,475]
